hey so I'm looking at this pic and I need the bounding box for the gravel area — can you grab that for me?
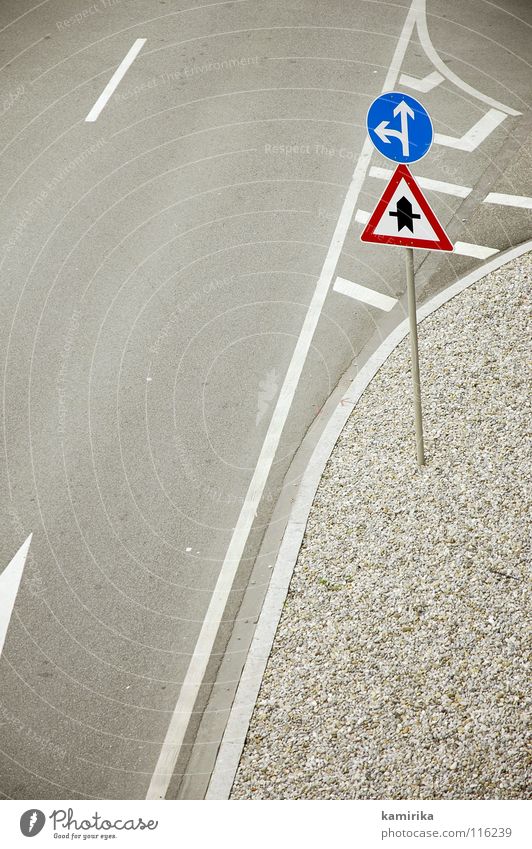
[232,253,531,800]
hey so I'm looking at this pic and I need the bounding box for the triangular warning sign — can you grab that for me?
[360,164,453,251]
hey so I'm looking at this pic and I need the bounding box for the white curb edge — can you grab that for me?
[206,240,532,799]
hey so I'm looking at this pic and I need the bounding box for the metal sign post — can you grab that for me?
[405,247,425,466]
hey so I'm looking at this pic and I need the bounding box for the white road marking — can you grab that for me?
[399,70,443,92]
[414,0,521,116]
[204,0,522,797]
[483,192,532,210]
[434,108,507,151]
[0,535,32,657]
[453,241,499,259]
[146,0,420,801]
[85,38,146,122]
[355,209,370,224]
[369,166,471,198]
[334,277,397,311]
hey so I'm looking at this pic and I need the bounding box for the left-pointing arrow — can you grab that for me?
[374,101,415,158]
[0,534,32,657]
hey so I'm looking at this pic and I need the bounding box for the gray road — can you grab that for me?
[0,0,530,799]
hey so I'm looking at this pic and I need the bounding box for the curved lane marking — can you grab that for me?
[414,0,521,116]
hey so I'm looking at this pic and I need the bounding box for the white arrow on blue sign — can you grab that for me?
[366,91,434,163]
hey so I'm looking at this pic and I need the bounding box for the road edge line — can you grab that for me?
[145,0,420,801]
[206,239,532,799]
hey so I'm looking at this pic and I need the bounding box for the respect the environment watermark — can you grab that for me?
[56,0,122,30]
[3,137,106,256]
[264,141,359,161]
[114,56,260,102]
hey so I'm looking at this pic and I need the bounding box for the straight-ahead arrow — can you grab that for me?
[0,534,32,657]
[374,99,415,157]
[393,99,415,155]
[389,196,421,232]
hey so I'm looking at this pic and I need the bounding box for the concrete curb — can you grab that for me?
[206,239,532,799]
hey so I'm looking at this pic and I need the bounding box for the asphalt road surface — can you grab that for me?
[0,0,530,799]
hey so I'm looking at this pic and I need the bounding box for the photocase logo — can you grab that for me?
[20,810,46,837]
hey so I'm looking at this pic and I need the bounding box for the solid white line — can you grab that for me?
[355,209,370,225]
[369,165,471,198]
[334,277,397,311]
[415,0,521,116]
[146,0,420,802]
[85,38,146,122]
[453,241,499,259]
[207,239,532,799]
[399,70,443,92]
[0,534,32,657]
[483,192,532,210]
[434,108,507,151]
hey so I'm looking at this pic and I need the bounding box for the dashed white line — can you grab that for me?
[333,277,398,311]
[399,70,443,92]
[85,38,146,122]
[369,165,471,198]
[434,108,507,151]
[453,241,499,259]
[146,0,420,801]
[483,192,532,210]
[0,534,32,658]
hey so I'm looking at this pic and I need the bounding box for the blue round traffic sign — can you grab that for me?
[366,91,433,163]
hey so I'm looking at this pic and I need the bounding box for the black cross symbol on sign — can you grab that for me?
[389,196,421,233]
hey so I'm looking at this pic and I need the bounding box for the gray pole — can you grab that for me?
[405,247,425,466]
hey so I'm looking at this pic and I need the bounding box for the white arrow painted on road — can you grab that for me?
[374,99,415,157]
[0,534,32,657]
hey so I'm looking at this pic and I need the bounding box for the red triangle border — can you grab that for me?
[360,164,454,251]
